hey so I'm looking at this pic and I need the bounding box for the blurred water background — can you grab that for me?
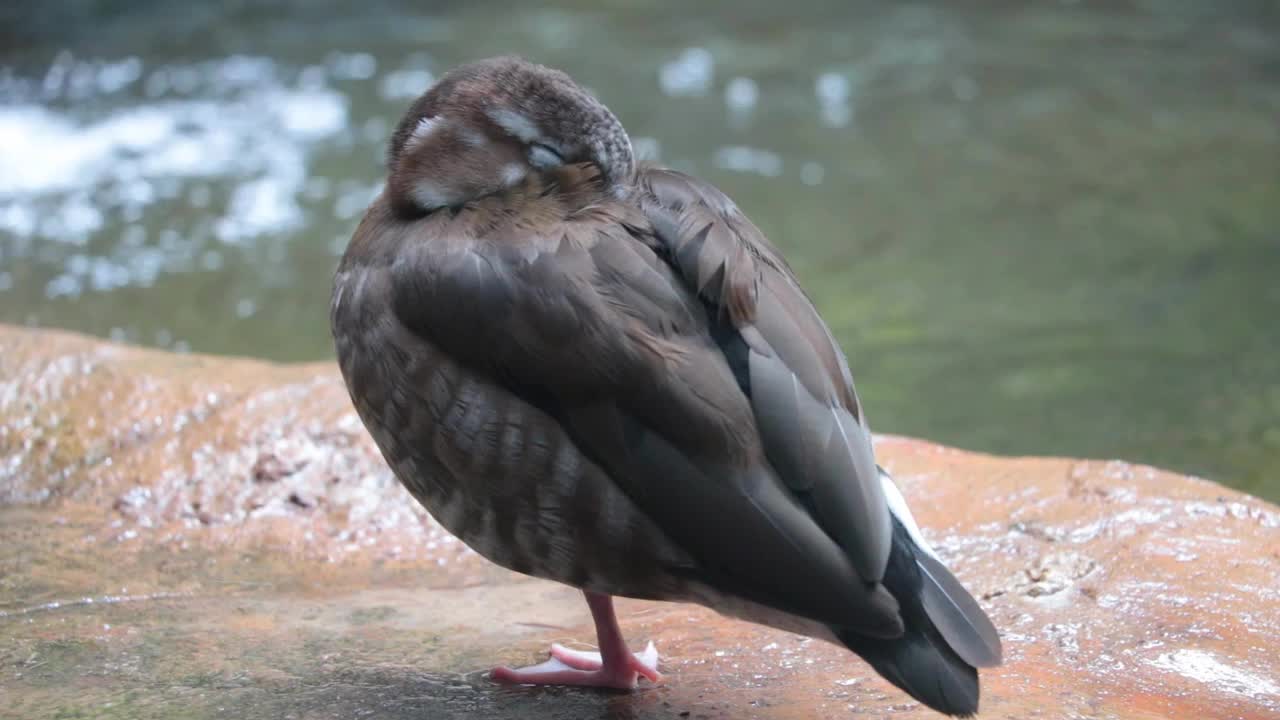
[1,1,1277,499]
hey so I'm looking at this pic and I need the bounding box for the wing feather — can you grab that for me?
[388,185,901,635]
[638,166,892,582]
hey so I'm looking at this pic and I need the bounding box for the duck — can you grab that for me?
[330,55,1002,717]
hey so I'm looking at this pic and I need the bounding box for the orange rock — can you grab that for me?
[1,324,1277,719]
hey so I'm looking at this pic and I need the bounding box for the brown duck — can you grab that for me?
[331,56,1001,716]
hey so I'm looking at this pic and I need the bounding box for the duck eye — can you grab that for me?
[528,143,564,169]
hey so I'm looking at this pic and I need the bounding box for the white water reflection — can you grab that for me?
[0,54,349,301]
[0,65,347,245]
[659,47,715,97]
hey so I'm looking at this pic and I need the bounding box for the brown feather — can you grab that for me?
[333,56,1000,717]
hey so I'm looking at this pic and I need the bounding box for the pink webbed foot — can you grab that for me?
[490,641,661,689]
[490,591,660,690]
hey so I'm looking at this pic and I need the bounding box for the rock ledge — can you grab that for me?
[1,325,1277,719]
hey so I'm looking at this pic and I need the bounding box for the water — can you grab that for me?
[1,1,1278,499]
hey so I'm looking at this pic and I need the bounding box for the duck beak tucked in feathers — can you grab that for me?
[331,55,1002,716]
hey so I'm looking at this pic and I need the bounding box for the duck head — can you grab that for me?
[385,55,635,216]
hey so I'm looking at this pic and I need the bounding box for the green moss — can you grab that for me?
[21,639,105,687]
[347,605,398,625]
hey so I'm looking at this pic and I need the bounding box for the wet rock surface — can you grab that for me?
[2,324,1277,720]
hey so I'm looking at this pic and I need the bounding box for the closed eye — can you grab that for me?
[528,143,564,169]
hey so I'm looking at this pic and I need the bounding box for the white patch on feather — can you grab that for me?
[879,470,939,560]
[407,114,444,149]
[527,145,563,169]
[331,279,345,313]
[501,163,527,185]
[488,108,539,142]
[411,180,451,210]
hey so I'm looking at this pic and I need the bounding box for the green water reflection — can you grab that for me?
[1,1,1277,498]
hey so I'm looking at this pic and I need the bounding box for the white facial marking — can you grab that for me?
[879,469,939,560]
[501,163,527,185]
[527,145,563,170]
[407,115,444,149]
[488,108,539,142]
[411,180,451,210]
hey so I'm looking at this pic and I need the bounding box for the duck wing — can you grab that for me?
[387,170,901,637]
[637,167,1003,716]
[637,166,892,583]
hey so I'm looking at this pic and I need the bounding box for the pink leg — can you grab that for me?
[490,591,661,689]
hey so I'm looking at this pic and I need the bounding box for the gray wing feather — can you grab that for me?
[917,552,1004,668]
[389,207,903,636]
[640,167,892,583]
[563,401,903,635]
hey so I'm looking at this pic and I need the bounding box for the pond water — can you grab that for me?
[1,1,1278,500]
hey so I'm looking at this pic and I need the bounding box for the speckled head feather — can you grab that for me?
[385,56,635,216]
